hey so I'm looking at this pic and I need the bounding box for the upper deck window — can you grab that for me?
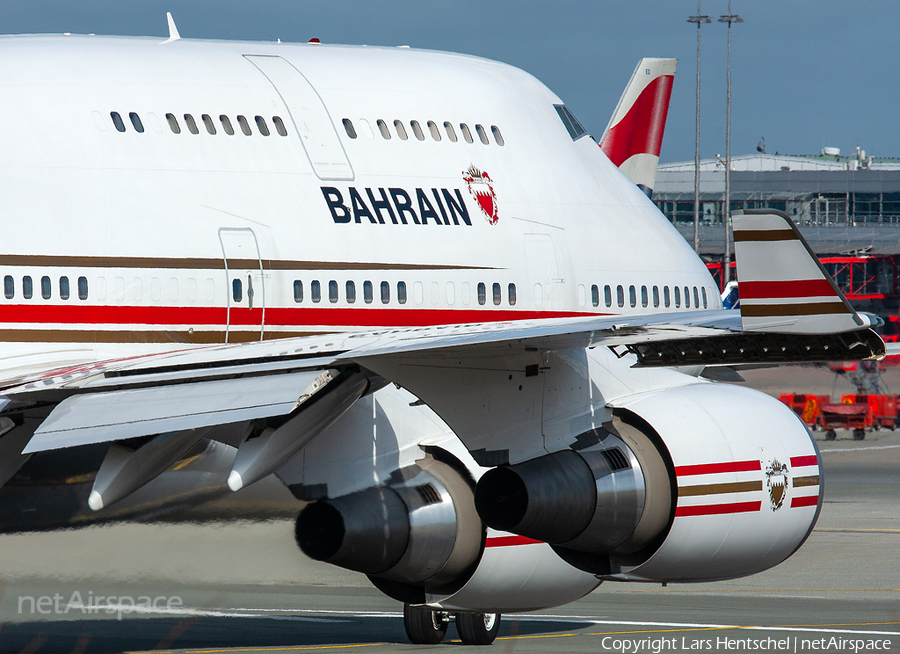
[202,114,217,135]
[237,115,252,136]
[410,120,425,141]
[460,123,474,144]
[393,120,408,141]
[110,112,126,132]
[165,113,181,133]
[427,121,441,141]
[220,115,235,135]
[377,119,391,140]
[475,124,489,145]
[491,125,505,146]
[342,119,357,139]
[184,114,199,135]
[443,122,458,142]
[554,104,587,140]
[255,116,270,136]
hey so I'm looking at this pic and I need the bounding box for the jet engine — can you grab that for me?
[474,382,822,582]
[295,456,482,588]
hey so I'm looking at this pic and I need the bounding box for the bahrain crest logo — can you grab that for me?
[765,459,790,511]
[463,165,498,225]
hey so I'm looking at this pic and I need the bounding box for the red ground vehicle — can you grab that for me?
[840,394,898,431]
[778,393,830,429]
[819,402,868,441]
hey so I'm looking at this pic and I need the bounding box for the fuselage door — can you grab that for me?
[219,227,265,343]
[523,233,563,310]
[244,54,354,181]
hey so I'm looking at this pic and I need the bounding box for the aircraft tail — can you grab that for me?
[599,58,676,198]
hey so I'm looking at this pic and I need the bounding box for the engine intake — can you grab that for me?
[475,420,672,559]
[296,457,482,587]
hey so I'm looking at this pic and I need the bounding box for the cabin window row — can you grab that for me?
[291,279,517,307]
[110,111,289,137]
[3,275,89,301]
[589,283,708,310]
[342,118,504,146]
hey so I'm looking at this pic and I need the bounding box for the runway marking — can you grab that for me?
[136,645,386,653]
[817,527,900,533]
[821,444,900,453]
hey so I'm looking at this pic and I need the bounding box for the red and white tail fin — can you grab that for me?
[599,58,676,198]
[733,209,874,334]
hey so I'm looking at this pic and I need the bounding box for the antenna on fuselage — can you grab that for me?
[163,12,181,43]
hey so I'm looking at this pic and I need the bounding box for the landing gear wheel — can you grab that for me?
[403,603,448,645]
[825,429,836,441]
[457,612,501,646]
[853,429,866,441]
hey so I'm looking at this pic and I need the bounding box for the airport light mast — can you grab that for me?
[688,3,710,254]
[719,1,743,285]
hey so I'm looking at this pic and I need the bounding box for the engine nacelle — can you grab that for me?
[475,382,822,582]
[295,457,482,588]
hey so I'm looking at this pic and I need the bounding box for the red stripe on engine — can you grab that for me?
[600,75,674,166]
[790,455,819,468]
[739,280,836,300]
[675,460,761,477]
[485,535,543,548]
[675,501,761,517]
[790,496,819,509]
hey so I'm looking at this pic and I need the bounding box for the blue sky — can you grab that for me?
[2,1,896,163]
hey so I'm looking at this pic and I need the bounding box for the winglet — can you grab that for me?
[733,209,872,334]
[599,58,676,198]
[163,12,181,43]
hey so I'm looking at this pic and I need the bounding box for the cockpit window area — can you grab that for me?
[554,104,587,140]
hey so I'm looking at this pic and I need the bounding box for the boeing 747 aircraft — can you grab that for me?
[0,23,885,646]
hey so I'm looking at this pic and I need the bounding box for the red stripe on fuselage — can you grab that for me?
[739,280,836,300]
[675,501,761,517]
[675,460,761,477]
[0,304,603,328]
[485,535,543,548]
[600,75,674,167]
[790,455,819,468]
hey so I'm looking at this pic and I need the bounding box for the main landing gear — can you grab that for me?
[403,603,501,646]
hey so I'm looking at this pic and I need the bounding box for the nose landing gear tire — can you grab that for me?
[403,604,448,644]
[457,612,501,646]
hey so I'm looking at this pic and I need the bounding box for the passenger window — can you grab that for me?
[397,281,407,305]
[237,115,252,136]
[129,112,144,133]
[664,286,671,308]
[342,119,357,139]
[165,113,181,134]
[410,120,425,141]
[346,280,356,304]
[293,280,303,303]
[693,286,700,308]
[491,125,505,146]
[591,284,599,307]
[110,112,126,132]
[446,282,455,305]
[684,286,691,308]
[3,275,12,299]
[184,114,199,135]
[377,119,391,139]
[702,287,708,308]
[508,283,517,306]
[460,123,474,143]
[363,280,373,304]
[201,114,217,134]
[604,285,612,307]
[477,282,486,305]
[534,283,543,306]
[427,121,441,141]
[77,276,88,301]
[475,124,489,144]
[273,116,288,136]
[328,280,338,303]
[41,276,51,300]
[629,285,637,308]
[232,278,242,303]
[443,122,458,142]
[616,285,624,308]
[652,286,659,308]
[674,286,681,308]
[311,280,321,303]
[492,282,501,306]
[641,285,648,308]
[220,115,235,135]
[255,116,270,136]
[414,281,424,305]
[393,120,408,140]
[22,276,33,299]
[380,281,390,304]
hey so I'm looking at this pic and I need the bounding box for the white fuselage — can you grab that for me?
[0,34,716,372]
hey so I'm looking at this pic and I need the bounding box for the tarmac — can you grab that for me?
[1,364,899,653]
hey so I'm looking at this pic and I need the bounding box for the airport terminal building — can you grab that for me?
[653,149,900,319]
